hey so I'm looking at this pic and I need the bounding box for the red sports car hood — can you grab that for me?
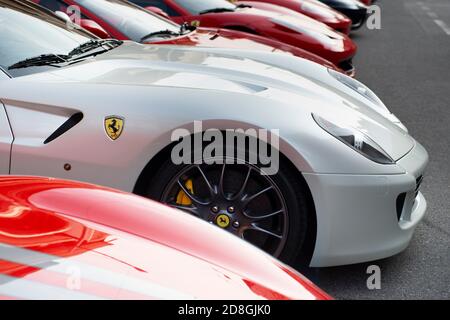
[234,6,346,40]
[0,177,329,300]
[155,27,338,70]
[242,0,349,23]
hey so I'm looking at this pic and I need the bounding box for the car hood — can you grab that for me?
[152,27,338,69]
[240,0,347,24]
[0,177,328,300]
[235,6,346,40]
[15,42,413,159]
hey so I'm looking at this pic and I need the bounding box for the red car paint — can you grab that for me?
[358,0,372,5]
[0,176,331,300]
[33,0,342,73]
[139,0,357,72]
[238,0,352,34]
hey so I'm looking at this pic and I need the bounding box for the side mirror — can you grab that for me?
[144,6,170,18]
[79,19,109,39]
[54,10,71,22]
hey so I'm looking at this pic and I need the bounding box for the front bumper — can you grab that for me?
[303,141,428,267]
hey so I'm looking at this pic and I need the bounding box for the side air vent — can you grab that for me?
[396,192,407,221]
[44,112,83,144]
[415,175,424,198]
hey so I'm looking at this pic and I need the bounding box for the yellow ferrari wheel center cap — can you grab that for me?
[215,214,230,228]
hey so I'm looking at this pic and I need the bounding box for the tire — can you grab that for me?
[144,145,312,266]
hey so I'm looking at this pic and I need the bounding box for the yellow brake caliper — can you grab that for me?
[176,179,194,206]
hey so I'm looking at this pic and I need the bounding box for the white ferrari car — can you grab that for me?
[0,0,428,267]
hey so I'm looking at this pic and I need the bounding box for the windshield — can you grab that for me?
[75,0,180,41]
[172,0,236,15]
[0,6,92,76]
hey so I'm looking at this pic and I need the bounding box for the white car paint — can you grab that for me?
[0,42,428,266]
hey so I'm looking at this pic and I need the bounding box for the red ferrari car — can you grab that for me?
[34,0,343,73]
[128,0,357,74]
[236,0,352,34]
[0,176,330,300]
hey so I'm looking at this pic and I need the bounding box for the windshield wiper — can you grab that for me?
[8,53,70,70]
[140,29,181,42]
[8,39,122,70]
[199,7,235,15]
[68,39,122,57]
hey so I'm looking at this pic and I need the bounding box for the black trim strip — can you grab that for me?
[44,112,83,144]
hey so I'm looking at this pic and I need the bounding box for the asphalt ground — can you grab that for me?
[298,0,450,299]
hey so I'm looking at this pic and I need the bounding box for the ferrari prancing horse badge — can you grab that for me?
[104,116,124,141]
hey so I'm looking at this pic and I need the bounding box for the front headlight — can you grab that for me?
[312,113,395,164]
[328,68,387,111]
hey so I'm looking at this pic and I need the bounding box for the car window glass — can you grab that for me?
[0,7,90,70]
[37,0,69,12]
[75,0,180,41]
[37,0,89,19]
[129,0,180,16]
